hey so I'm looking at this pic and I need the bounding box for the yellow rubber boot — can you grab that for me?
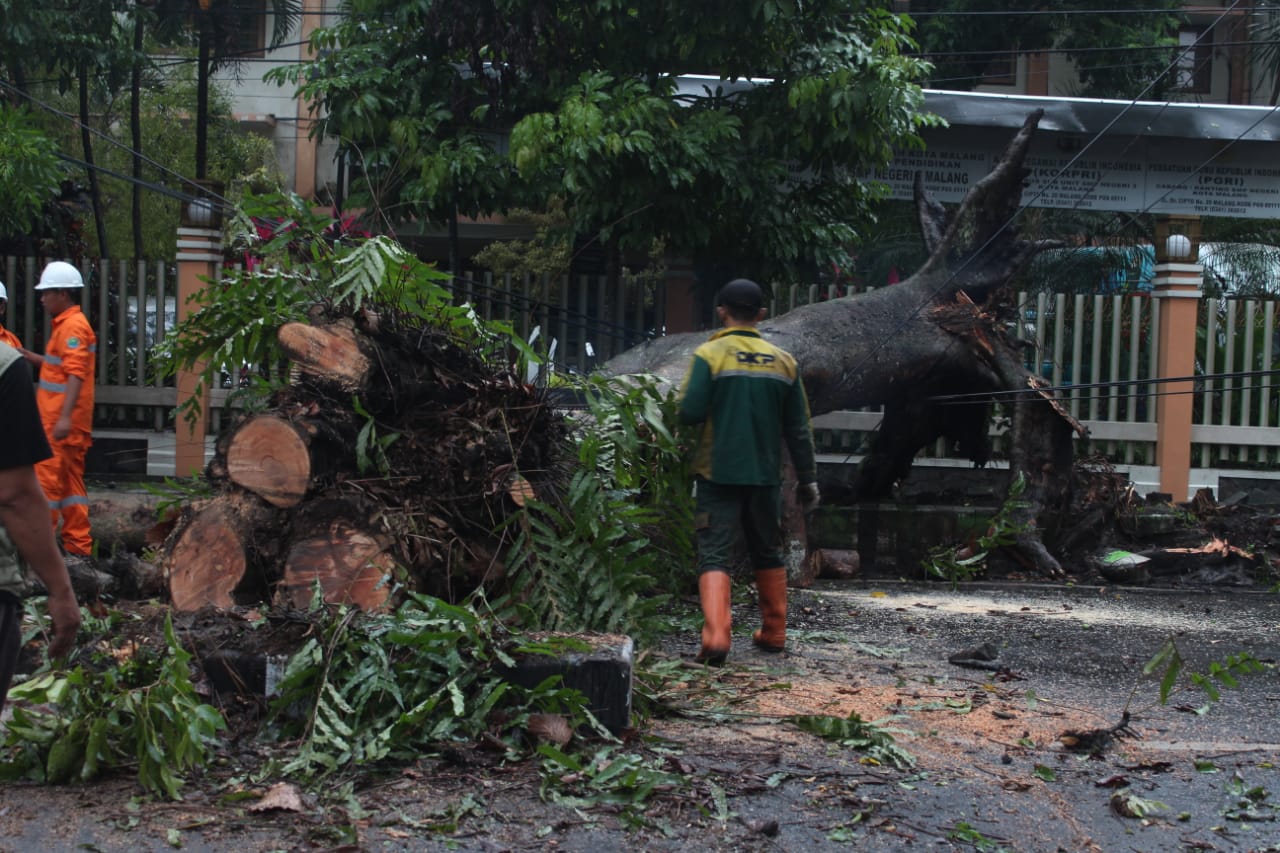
[696,571,733,665]
[752,568,788,652]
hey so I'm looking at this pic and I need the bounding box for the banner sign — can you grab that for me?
[863,130,1280,219]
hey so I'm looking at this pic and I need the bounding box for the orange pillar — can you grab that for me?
[1025,52,1050,96]
[293,0,325,201]
[1152,260,1203,501]
[174,227,222,476]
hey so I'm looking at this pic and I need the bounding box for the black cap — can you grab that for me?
[717,278,764,312]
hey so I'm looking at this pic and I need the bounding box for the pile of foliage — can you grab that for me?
[5,199,703,802]
[149,192,694,623]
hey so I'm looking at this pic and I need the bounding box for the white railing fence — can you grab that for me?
[4,255,1277,484]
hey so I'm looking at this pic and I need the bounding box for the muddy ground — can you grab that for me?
[2,578,1278,853]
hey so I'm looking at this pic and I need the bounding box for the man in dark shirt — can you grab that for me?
[0,341,80,708]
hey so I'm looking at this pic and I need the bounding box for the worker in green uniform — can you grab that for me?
[677,279,819,665]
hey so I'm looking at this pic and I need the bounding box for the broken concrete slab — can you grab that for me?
[499,633,633,734]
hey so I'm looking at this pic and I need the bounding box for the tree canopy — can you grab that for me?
[270,1,935,282]
[907,0,1186,98]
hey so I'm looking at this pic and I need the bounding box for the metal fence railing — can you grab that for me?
[0,256,659,433]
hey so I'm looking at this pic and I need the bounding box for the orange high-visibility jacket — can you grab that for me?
[0,326,20,350]
[36,305,95,435]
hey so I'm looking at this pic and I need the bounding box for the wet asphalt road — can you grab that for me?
[1,580,1278,852]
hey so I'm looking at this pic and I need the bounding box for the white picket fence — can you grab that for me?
[773,282,1280,488]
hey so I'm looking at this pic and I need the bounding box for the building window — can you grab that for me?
[982,55,1016,86]
[226,1,267,60]
[1175,27,1212,93]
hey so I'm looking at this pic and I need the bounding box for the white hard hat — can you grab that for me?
[0,281,6,300]
[35,261,84,290]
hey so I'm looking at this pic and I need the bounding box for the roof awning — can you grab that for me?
[924,90,1280,144]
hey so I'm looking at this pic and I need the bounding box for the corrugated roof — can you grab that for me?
[924,90,1280,143]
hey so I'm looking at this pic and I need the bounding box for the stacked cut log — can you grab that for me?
[162,318,566,613]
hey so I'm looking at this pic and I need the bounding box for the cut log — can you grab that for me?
[165,495,278,611]
[278,321,372,391]
[278,519,396,611]
[226,415,317,508]
[166,501,246,611]
[87,490,163,556]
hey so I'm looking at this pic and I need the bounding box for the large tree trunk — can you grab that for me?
[78,60,109,259]
[606,110,1078,577]
[130,10,145,260]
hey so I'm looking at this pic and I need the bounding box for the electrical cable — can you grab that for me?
[0,77,238,213]
[53,152,205,206]
[904,6,1241,17]
[916,37,1273,60]
[1,0,1268,344]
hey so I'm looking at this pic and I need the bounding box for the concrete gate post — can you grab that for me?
[174,225,222,476]
[1152,217,1203,501]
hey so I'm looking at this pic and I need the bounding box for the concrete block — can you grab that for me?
[500,633,633,734]
[200,649,289,699]
[86,437,149,476]
[810,503,995,578]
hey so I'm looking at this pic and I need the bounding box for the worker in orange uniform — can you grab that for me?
[25,262,96,558]
[0,282,21,350]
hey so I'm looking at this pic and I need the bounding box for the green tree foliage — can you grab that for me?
[268,594,603,781]
[268,0,935,281]
[0,104,64,236]
[1251,3,1280,105]
[0,0,291,256]
[500,374,693,642]
[149,0,300,73]
[19,64,280,259]
[908,1,1185,98]
[0,613,225,799]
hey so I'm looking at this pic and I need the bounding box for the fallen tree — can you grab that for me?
[606,110,1081,577]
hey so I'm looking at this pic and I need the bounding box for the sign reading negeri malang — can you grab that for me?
[861,131,1280,219]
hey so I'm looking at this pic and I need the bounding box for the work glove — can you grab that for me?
[797,481,820,511]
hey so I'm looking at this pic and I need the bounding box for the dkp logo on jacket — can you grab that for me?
[735,351,776,366]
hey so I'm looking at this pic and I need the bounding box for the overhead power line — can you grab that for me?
[905,5,1237,17]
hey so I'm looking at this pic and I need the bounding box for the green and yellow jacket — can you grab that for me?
[677,327,817,486]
